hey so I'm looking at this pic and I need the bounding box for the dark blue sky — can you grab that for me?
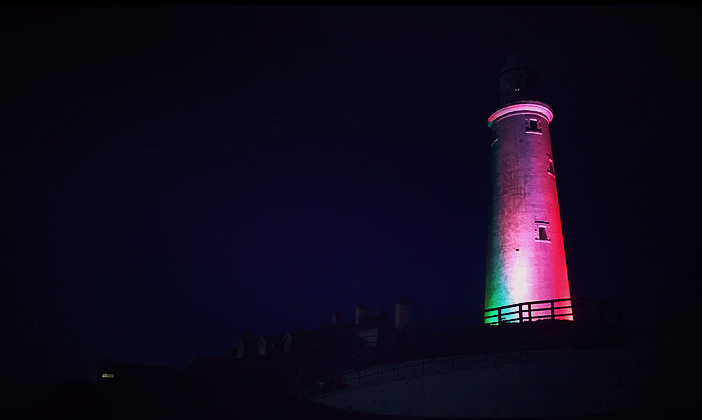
[2,6,695,404]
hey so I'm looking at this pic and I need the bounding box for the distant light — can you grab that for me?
[515,88,520,91]
[101,373,114,378]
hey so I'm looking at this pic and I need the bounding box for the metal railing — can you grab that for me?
[405,297,622,333]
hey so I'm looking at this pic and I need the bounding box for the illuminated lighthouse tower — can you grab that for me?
[485,53,571,318]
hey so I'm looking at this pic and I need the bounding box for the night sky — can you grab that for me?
[2,6,696,404]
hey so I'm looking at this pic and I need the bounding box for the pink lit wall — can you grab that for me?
[485,101,571,317]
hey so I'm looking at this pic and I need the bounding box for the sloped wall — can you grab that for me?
[313,348,615,418]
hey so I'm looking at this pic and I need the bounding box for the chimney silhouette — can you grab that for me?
[355,303,368,325]
[395,299,413,330]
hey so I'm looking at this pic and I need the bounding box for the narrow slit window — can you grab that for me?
[547,158,555,176]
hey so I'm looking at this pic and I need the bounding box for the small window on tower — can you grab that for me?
[547,157,555,176]
[525,118,542,134]
[535,221,551,242]
[538,227,549,241]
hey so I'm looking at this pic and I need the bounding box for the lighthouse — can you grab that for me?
[484,53,571,320]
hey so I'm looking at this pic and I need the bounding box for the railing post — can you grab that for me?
[519,304,524,323]
[551,300,555,320]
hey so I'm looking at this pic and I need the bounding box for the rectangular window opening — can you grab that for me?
[525,118,542,134]
[547,158,555,176]
[538,227,549,241]
[535,222,551,242]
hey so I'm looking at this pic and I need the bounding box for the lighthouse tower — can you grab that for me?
[484,53,571,319]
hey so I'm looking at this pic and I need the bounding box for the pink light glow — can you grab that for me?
[512,265,530,303]
[485,100,571,317]
[488,102,553,128]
